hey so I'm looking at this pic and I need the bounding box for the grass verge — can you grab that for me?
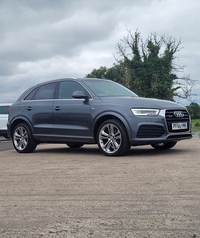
[191,119,200,134]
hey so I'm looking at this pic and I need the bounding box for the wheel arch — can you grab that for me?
[10,117,33,136]
[93,113,131,142]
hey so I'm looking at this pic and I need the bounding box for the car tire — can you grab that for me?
[151,141,177,150]
[97,119,130,156]
[12,123,37,153]
[67,143,84,148]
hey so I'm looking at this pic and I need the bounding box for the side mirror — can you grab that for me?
[72,91,88,100]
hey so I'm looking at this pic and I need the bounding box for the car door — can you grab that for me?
[53,81,92,141]
[22,82,56,141]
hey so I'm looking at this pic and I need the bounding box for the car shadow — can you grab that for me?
[34,143,189,158]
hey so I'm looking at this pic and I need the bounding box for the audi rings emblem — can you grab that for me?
[174,111,184,117]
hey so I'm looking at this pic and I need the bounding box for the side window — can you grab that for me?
[34,83,57,100]
[0,106,9,114]
[58,81,88,99]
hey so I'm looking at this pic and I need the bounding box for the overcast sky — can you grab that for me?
[0,0,199,105]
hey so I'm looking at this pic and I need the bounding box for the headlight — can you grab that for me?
[131,109,159,116]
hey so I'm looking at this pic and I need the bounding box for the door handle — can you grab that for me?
[26,106,32,111]
[54,106,61,111]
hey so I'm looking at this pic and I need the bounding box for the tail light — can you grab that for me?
[8,106,12,114]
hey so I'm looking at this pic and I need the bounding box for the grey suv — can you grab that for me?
[7,78,192,156]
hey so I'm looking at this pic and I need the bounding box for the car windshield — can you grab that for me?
[84,80,138,97]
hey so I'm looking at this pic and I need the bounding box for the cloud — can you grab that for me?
[0,0,199,104]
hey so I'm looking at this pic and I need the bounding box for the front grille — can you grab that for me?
[137,125,165,138]
[165,109,190,133]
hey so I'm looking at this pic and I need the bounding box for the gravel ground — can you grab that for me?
[0,136,200,238]
[0,137,12,151]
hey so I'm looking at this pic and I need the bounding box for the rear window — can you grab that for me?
[0,106,9,114]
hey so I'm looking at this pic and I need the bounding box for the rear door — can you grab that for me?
[53,81,92,141]
[22,82,57,141]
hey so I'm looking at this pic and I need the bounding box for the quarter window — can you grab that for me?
[24,88,39,100]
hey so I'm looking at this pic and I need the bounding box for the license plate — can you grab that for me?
[172,122,187,130]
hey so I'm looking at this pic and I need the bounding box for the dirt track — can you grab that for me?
[0,136,200,238]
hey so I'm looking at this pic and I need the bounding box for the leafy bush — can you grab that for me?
[195,122,200,127]
[191,119,200,133]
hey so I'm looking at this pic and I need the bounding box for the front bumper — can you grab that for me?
[128,108,192,145]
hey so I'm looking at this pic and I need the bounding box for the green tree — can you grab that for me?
[87,64,128,86]
[186,102,200,119]
[86,30,194,101]
[87,66,108,79]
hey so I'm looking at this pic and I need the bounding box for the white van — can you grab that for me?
[0,103,11,138]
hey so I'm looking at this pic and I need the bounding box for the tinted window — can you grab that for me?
[0,106,9,114]
[58,81,88,99]
[24,87,39,100]
[34,83,57,100]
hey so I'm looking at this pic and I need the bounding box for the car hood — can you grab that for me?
[99,96,186,110]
